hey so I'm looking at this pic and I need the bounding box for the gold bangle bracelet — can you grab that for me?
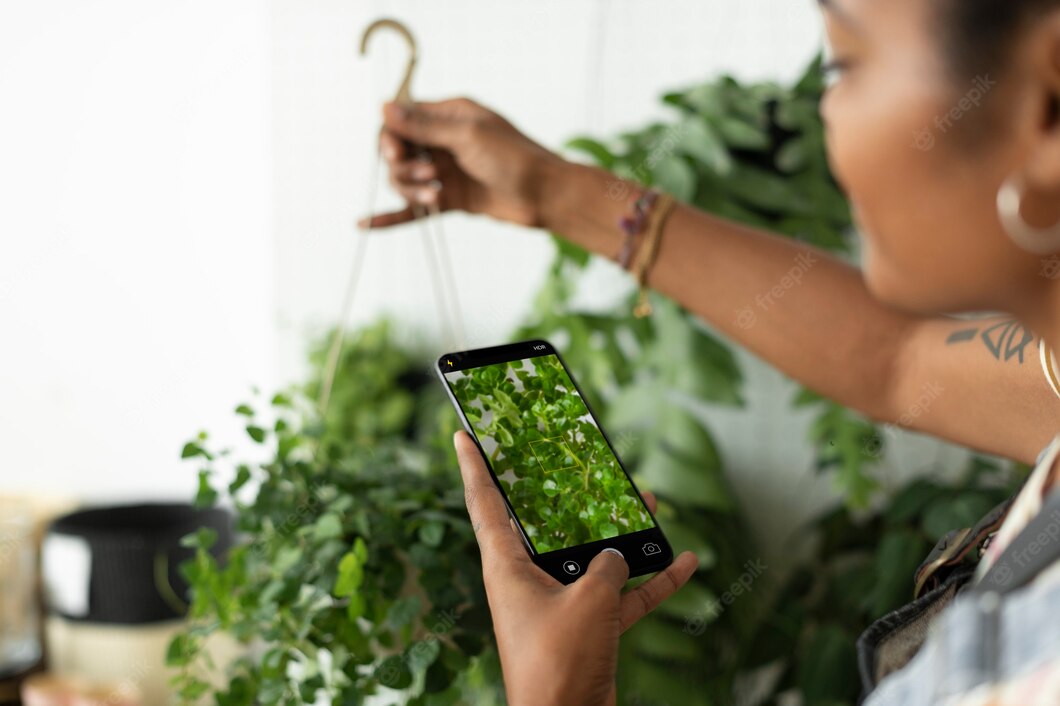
[631,193,677,318]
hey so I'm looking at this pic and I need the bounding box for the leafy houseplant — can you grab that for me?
[167,54,1023,706]
[168,322,505,705]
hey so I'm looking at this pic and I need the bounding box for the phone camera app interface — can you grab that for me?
[445,354,653,554]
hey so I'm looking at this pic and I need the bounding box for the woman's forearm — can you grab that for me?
[538,157,918,421]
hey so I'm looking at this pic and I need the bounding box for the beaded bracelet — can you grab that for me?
[615,188,660,269]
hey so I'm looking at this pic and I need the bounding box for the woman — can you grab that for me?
[364,0,1060,702]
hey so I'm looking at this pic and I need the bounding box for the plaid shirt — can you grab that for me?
[866,433,1060,706]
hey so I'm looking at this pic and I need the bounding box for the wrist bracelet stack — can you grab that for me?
[613,186,678,318]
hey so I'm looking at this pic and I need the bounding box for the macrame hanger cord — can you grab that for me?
[317,18,466,417]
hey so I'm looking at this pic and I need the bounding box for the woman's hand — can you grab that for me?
[359,98,566,230]
[453,430,699,706]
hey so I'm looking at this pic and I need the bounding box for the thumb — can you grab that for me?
[357,206,418,230]
[382,100,469,150]
[581,547,629,590]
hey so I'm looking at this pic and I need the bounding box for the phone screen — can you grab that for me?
[442,351,655,554]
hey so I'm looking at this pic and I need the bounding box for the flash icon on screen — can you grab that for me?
[447,359,453,367]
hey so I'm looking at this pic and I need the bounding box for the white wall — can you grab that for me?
[0,0,975,562]
[273,0,831,378]
[0,1,274,501]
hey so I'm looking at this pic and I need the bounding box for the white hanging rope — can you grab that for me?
[426,201,467,349]
[316,137,382,417]
[316,145,467,418]
[414,198,465,350]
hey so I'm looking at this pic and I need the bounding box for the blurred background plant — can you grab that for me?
[168,56,1029,706]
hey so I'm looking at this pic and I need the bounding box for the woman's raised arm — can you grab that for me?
[369,98,1058,465]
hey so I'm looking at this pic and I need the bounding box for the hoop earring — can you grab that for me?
[996,173,1060,256]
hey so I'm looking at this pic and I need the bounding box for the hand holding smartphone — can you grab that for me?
[437,339,674,584]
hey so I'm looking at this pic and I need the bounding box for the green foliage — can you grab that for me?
[168,323,504,706]
[562,57,881,511]
[568,54,851,252]
[448,355,653,553]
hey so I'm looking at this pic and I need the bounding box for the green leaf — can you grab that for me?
[677,117,732,175]
[712,115,769,150]
[353,536,368,563]
[274,546,301,574]
[553,235,592,269]
[179,526,217,551]
[235,403,254,417]
[194,470,218,508]
[682,83,724,118]
[346,592,366,620]
[798,624,859,702]
[628,619,702,661]
[638,441,730,511]
[565,137,616,170]
[178,677,210,701]
[386,595,422,629]
[228,465,252,494]
[246,425,266,443]
[180,441,211,460]
[651,155,696,203]
[867,530,925,616]
[656,580,719,620]
[165,633,196,667]
[495,425,514,447]
[921,493,998,542]
[335,550,365,597]
[376,656,412,689]
[313,513,343,541]
[418,521,445,548]
[776,137,808,173]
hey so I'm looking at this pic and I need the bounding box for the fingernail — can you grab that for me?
[416,187,437,204]
[412,164,433,180]
[601,547,624,560]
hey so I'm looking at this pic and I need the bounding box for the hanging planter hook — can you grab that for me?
[359,18,418,105]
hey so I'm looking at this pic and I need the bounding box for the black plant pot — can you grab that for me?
[43,503,233,625]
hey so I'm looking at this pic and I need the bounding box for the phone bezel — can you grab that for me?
[436,338,674,584]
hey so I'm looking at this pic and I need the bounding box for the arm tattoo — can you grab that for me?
[946,319,1036,364]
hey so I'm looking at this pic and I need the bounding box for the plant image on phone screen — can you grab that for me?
[438,340,673,583]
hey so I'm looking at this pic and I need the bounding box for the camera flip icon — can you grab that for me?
[642,542,662,556]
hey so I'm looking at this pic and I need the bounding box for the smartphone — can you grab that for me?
[436,338,673,584]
